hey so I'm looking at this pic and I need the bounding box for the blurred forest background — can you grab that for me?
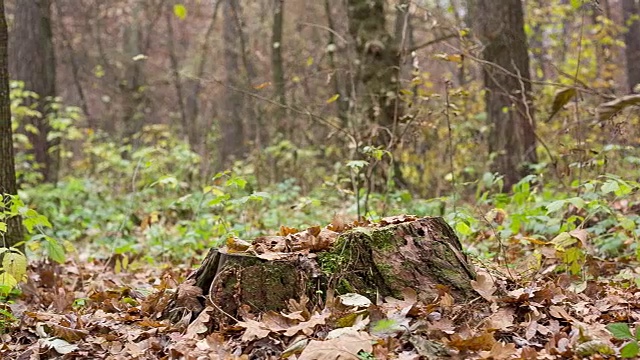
[6,2,640,357]
[3,0,640,262]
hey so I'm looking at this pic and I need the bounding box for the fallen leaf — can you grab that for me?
[185,306,212,338]
[339,293,372,308]
[175,279,204,313]
[298,330,373,360]
[225,236,251,252]
[484,308,514,331]
[471,273,496,301]
[284,311,330,337]
[237,318,271,342]
[479,341,517,359]
[49,323,89,342]
[40,337,79,355]
[448,331,496,352]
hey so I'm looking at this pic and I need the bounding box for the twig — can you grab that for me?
[407,33,457,53]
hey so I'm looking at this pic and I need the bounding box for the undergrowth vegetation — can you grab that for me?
[4,74,640,277]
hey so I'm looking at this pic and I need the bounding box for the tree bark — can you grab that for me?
[0,0,24,251]
[121,2,148,149]
[623,0,640,92]
[164,217,477,328]
[271,0,287,136]
[53,0,91,125]
[9,0,58,183]
[165,5,190,149]
[472,0,537,190]
[185,0,222,175]
[324,0,348,124]
[346,0,401,148]
[219,0,246,167]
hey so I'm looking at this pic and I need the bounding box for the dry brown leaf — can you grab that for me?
[255,252,293,261]
[471,273,496,302]
[596,93,640,121]
[281,311,306,322]
[524,320,538,340]
[49,323,89,342]
[478,342,517,360]
[381,289,418,319]
[298,330,373,360]
[448,331,496,352]
[329,214,348,232]
[287,296,311,319]
[284,311,331,337]
[279,226,299,236]
[308,226,321,237]
[251,235,287,253]
[438,292,455,307]
[225,236,251,252]
[548,305,573,321]
[185,306,212,339]
[483,308,514,331]
[175,279,204,313]
[40,338,79,355]
[237,318,271,342]
[261,311,297,332]
[315,228,339,251]
[428,318,455,334]
[569,229,588,247]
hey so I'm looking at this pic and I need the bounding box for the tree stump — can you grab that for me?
[164,216,476,327]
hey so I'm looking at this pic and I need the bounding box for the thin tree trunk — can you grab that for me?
[9,0,58,183]
[593,0,615,92]
[165,5,190,148]
[0,0,24,251]
[187,0,222,177]
[473,0,537,190]
[324,0,347,124]
[623,0,640,92]
[53,0,91,125]
[219,0,246,167]
[271,0,287,136]
[122,3,146,147]
[229,0,263,148]
[529,0,549,81]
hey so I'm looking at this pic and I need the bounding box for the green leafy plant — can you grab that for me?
[0,194,65,296]
[0,307,17,334]
[607,323,640,358]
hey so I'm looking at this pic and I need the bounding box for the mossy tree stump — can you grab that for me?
[164,216,476,327]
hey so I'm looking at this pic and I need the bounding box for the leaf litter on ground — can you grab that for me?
[1,214,640,359]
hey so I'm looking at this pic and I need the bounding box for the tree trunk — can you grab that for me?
[121,3,147,149]
[623,0,640,92]
[472,0,537,191]
[165,5,189,149]
[0,0,24,251]
[324,0,348,124]
[9,0,58,183]
[164,216,477,328]
[185,1,222,175]
[271,0,287,136]
[347,0,401,148]
[219,0,246,167]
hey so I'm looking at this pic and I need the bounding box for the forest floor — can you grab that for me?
[1,215,639,360]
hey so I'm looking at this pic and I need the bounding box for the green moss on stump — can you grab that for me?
[317,217,476,302]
